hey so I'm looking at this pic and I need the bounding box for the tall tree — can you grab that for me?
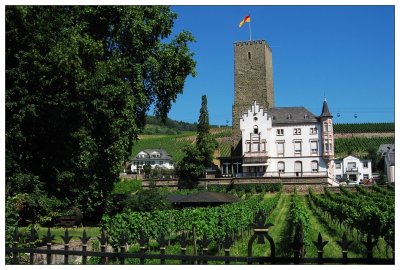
[178,95,217,188]
[6,6,196,220]
[196,95,217,166]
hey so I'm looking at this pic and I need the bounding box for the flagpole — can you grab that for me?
[248,13,252,41]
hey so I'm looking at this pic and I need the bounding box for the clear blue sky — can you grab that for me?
[158,5,394,125]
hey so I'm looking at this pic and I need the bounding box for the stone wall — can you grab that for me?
[232,40,274,155]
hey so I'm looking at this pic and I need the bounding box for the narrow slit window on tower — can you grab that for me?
[248,51,251,60]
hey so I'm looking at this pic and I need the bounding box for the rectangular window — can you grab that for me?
[335,163,341,169]
[363,162,368,168]
[310,127,317,135]
[363,174,369,179]
[310,141,318,155]
[311,161,318,172]
[324,140,329,152]
[277,142,284,156]
[294,141,302,156]
[324,123,329,132]
[159,161,163,165]
[347,162,356,171]
[277,129,284,136]
[294,128,301,135]
[252,142,260,152]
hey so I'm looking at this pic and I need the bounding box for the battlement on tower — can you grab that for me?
[233,40,272,52]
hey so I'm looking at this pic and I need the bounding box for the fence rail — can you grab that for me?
[6,212,394,265]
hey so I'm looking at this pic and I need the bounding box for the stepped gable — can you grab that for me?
[267,107,318,126]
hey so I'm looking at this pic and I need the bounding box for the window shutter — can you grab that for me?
[278,162,284,170]
[311,161,318,170]
[295,162,302,171]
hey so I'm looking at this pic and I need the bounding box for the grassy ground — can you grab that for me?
[18,226,100,245]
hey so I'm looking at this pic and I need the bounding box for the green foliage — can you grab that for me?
[112,180,142,195]
[334,123,394,134]
[309,187,394,244]
[5,197,19,248]
[129,189,173,212]
[143,164,152,176]
[101,192,281,248]
[176,144,206,188]
[289,191,310,248]
[196,95,218,166]
[6,6,196,220]
[334,137,394,158]
[177,95,217,188]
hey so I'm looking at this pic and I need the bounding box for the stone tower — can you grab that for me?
[232,40,274,156]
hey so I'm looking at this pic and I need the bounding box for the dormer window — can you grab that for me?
[304,114,309,119]
[287,114,292,120]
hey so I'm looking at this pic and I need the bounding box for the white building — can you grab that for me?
[334,155,372,184]
[131,149,174,174]
[222,99,337,186]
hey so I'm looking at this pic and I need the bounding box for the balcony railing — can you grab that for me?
[346,167,358,173]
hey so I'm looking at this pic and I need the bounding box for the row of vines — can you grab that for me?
[308,187,394,245]
[333,123,394,134]
[102,192,281,248]
[334,136,394,157]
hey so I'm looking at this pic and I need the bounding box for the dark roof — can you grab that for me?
[320,99,332,118]
[132,149,172,160]
[268,107,318,126]
[167,192,240,204]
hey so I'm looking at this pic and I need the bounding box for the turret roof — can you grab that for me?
[320,99,332,118]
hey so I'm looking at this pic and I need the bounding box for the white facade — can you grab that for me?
[238,101,335,183]
[131,149,174,174]
[334,155,372,184]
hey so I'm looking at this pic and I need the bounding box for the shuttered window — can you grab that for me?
[278,162,285,172]
[311,161,318,172]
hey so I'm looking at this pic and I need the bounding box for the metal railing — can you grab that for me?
[6,212,394,265]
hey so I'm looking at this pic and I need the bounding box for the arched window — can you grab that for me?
[311,160,319,172]
[295,161,302,176]
[254,125,259,134]
[278,162,285,173]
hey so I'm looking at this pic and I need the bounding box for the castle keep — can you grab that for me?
[220,38,337,186]
[232,40,274,156]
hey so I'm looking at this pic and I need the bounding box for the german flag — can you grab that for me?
[239,15,251,27]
